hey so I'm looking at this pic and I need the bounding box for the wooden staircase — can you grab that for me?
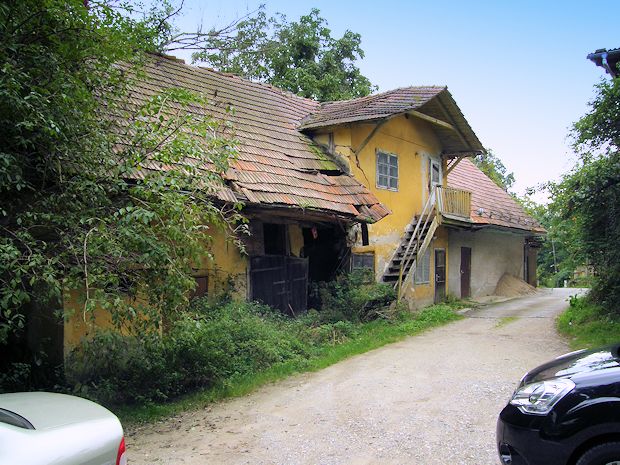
[381,191,440,298]
[382,217,437,284]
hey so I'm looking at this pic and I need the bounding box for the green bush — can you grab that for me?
[66,299,309,406]
[309,270,397,323]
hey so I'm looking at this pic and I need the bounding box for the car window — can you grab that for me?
[0,408,35,430]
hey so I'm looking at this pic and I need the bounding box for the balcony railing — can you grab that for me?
[435,186,471,218]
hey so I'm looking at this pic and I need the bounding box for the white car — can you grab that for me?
[0,392,126,465]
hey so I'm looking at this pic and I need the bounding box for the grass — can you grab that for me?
[557,295,620,349]
[495,316,518,328]
[115,302,462,426]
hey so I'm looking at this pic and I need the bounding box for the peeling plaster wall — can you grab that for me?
[313,116,449,306]
[331,115,442,277]
[403,226,449,308]
[447,229,525,298]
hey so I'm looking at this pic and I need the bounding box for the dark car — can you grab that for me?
[497,344,620,465]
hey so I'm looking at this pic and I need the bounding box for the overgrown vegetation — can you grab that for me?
[546,71,620,308]
[59,272,398,405]
[0,0,247,387]
[12,273,462,414]
[557,295,620,349]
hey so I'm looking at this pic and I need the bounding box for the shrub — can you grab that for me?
[557,294,620,349]
[309,270,397,323]
[66,298,309,406]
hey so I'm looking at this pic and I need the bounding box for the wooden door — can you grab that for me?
[249,256,309,315]
[250,255,287,312]
[286,257,309,316]
[434,249,446,303]
[460,247,471,299]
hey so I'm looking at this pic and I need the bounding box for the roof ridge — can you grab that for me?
[150,53,318,108]
[318,85,448,108]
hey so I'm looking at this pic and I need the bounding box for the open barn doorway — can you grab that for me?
[302,225,349,283]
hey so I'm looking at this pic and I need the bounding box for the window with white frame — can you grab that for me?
[376,150,398,190]
[429,158,441,188]
[414,248,431,284]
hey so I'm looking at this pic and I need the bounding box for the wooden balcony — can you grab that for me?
[435,186,471,218]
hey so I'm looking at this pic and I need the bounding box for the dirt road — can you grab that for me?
[128,288,579,465]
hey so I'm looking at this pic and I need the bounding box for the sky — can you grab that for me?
[168,0,620,201]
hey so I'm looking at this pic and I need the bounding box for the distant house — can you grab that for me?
[63,54,544,351]
[446,158,545,298]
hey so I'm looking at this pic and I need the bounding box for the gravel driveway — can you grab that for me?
[127,288,578,465]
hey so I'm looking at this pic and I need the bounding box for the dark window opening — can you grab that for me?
[192,276,208,299]
[302,226,348,283]
[361,223,369,246]
[264,223,287,255]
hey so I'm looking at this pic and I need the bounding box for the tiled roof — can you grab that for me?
[123,55,389,223]
[300,87,445,128]
[300,87,484,154]
[447,158,545,233]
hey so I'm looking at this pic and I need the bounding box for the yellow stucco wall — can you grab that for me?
[63,289,116,350]
[198,226,248,296]
[403,226,449,307]
[289,224,304,257]
[63,225,248,351]
[318,115,450,303]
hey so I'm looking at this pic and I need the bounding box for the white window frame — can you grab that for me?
[430,158,442,188]
[376,150,399,191]
[414,248,431,284]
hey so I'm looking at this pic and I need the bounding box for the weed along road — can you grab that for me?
[128,288,577,465]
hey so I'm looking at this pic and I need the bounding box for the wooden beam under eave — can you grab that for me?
[352,119,389,156]
[446,156,466,175]
[407,110,456,132]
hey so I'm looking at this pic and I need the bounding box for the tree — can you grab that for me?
[518,191,576,287]
[0,0,241,387]
[473,149,515,191]
[550,75,620,311]
[188,7,376,101]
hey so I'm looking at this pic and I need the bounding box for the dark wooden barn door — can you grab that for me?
[250,256,308,315]
[287,258,308,315]
[460,247,471,299]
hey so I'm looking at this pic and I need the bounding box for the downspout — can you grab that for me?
[600,52,614,76]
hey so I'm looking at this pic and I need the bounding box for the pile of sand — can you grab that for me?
[494,273,538,297]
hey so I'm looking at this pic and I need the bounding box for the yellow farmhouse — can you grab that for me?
[59,54,544,353]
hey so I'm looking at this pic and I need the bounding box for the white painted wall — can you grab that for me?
[447,229,526,298]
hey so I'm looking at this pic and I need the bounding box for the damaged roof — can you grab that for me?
[299,87,484,155]
[447,158,545,234]
[125,55,390,223]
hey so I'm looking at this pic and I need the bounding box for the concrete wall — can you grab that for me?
[447,229,525,298]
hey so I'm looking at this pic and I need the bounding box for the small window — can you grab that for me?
[192,276,208,299]
[415,249,431,284]
[430,159,441,187]
[351,252,375,275]
[376,151,398,190]
[361,223,369,246]
[264,223,287,255]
